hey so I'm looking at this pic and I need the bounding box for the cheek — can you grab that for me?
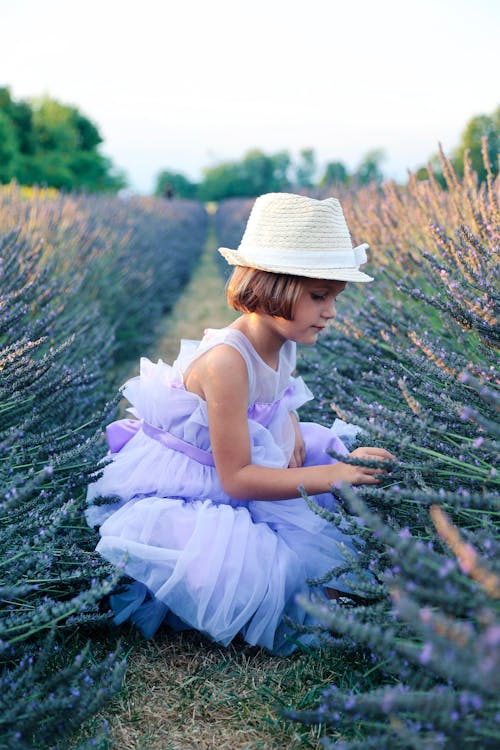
[293,299,315,318]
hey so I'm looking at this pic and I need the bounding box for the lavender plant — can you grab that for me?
[213,151,499,748]
[293,155,499,748]
[0,190,208,748]
[0,186,207,361]
[291,490,499,749]
[214,196,254,280]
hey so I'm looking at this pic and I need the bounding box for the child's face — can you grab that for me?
[272,278,347,345]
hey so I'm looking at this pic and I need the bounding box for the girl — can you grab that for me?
[86,192,395,654]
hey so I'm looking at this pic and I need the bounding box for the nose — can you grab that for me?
[322,298,336,320]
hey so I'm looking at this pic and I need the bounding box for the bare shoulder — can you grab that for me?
[185,344,248,400]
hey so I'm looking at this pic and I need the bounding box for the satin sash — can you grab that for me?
[106,419,216,466]
[105,384,296,467]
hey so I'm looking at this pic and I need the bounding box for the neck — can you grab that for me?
[231,313,286,370]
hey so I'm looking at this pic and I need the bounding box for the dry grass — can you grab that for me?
[74,626,351,750]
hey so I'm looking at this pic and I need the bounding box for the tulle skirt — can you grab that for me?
[92,421,364,654]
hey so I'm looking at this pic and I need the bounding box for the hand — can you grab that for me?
[329,446,396,487]
[288,412,306,468]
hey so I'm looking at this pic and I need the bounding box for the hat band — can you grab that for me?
[235,243,368,269]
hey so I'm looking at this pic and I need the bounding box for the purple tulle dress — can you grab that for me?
[86,327,362,654]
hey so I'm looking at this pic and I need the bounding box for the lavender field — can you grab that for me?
[0,145,498,749]
[215,149,499,748]
[0,188,207,749]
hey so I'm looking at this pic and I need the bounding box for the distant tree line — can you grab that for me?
[0,87,126,191]
[0,86,497,198]
[156,107,499,201]
[155,147,387,202]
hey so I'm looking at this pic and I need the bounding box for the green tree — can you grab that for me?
[0,111,18,182]
[354,148,385,186]
[0,87,35,155]
[198,159,243,201]
[22,151,74,189]
[198,149,291,201]
[67,151,127,192]
[154,169,198,199]
[268,150,291,190]
[0,87,126,191]
[73,111,102,150]
[239,149,291,195]
[453,107,499,181]
[31,97,80,152]
[294,148,317,188]
[320,160,349,186]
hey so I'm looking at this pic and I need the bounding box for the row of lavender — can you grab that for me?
[0,188,207,749]
[214,152,499,749]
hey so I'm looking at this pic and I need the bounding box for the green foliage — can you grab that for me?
[353,148,386,186]
[154,169,198,199]
[0,111,18,182]
[319,150,386,188]
[320,161,349,187]
[0,187,208,748]
[417,105,499,185]
[198,148,292,201]
[0,88,35,155]
[453,106,500,182]
[294,148,317,188]
[0,87,126,192]
[188,146,388,201]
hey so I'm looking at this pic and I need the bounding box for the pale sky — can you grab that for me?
[1,0,499,193]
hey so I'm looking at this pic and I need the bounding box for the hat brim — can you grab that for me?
[218,246,374,283]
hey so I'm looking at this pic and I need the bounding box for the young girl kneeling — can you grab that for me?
[86,192,395,654]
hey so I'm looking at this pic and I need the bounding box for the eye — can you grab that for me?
[311,293,327,301]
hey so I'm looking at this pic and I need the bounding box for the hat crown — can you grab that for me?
[217,192,373,282]
[240,192,354,253]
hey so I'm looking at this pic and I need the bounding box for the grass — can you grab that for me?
[73,625,368,750]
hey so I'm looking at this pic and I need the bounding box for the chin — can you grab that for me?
[301,334,319,345]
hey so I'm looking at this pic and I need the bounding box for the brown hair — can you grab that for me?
[226,267,304,320]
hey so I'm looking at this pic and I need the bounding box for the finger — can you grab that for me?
[358,467,389,482]
[362,467,385,476]
[360,447,397,461]
[355,473,383,485]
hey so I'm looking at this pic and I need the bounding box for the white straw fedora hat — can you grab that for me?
[218,192,373,282]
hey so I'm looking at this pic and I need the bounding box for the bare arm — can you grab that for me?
[288,411,305,468]
[188,345,394,501]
